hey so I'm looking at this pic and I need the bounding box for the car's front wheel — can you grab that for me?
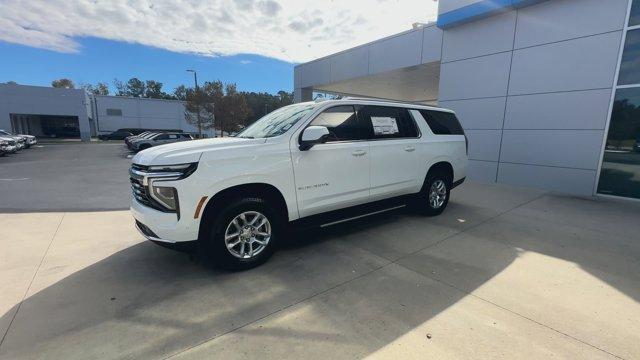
[199,197,280,270]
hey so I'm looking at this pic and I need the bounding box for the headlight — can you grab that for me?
[131,162,198,218]
[149,183,179,211]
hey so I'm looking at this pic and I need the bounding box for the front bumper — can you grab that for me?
[130,196,199,243]
[1,145,17,153]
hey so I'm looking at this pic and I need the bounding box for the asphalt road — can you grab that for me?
[0,142,132,212]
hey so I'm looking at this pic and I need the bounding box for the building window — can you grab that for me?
[598,88,640,199]
[630,0,640,26]
[106,108,123,116]
[617,29,640,86]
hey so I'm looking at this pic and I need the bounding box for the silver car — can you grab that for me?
[0,130,36,148]
[130,133,193,152]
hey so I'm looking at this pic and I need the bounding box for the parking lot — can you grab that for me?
[1,143,639,359]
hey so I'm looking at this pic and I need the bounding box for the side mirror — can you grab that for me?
[299,126,330,151]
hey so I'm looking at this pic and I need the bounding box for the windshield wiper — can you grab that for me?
[237,135,254,139]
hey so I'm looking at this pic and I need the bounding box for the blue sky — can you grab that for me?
[0,1,436,96]
[0,37,294,94]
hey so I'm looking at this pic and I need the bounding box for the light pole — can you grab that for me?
[186,69,203,137]
[186,69,198,89]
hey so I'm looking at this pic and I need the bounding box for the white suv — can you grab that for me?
[130,98,468,269]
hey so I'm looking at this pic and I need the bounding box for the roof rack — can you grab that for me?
[340,96,441,107]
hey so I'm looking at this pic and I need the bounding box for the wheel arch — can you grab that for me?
[198,182,289,241]
[426,161,454,184]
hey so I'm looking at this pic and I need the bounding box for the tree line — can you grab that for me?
[46,77,293,136]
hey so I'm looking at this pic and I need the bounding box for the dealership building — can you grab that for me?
[294,0,640,200]
[0,83,209,141]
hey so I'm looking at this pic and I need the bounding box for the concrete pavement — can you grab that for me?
[1,181,639,359]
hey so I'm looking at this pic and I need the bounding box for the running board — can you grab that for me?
[320,205,406,228]
[290,195,412,231]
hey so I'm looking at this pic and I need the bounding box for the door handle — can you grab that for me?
[352,149,367,157]
[404,146,416,152]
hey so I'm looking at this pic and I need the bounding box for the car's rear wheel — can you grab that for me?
[198,197,280,270]
[413,170,451,216]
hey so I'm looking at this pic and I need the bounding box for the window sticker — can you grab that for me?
[371,116,399,135]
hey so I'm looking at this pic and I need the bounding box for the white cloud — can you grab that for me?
[0,0,438,63]
[240,60,252,64]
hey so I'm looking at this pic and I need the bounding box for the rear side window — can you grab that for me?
[359,106,419,139]
[418,110,464,135]
[309,105,363,142]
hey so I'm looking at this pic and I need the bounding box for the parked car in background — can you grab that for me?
[130,98,468,269]
[125,129,184,147]
[0,136,19,154]
[0,130,34,148]
[130,132,193,152]
[98,129,134,140]
[126,132,158,148]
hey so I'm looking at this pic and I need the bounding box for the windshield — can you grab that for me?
[236,103,316,139]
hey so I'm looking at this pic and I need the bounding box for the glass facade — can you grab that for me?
[630,0,640,27]
[617,29,640,85]
[598,1,640,199]
[598,88,640,198]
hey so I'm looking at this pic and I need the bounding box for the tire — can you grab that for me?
[413,170,451,216]
[198,197,281,270]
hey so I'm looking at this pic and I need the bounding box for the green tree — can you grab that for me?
[173,85,191,101]
[51,78,75,89]
[82,82,109,95]
[184,87,215,137]
[126,78,145,97]
[217,83,250,135]
[145,80,170,99]
[241,90,293,124]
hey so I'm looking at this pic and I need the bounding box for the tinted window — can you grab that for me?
[618,29,640,86]
[309,105,363,142]
[106,108,123,116]
[597,87,640,199]
[155,134,168,140]
[359,106,418,139]
[418,110,464,135]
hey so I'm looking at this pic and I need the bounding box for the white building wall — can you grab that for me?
[94,95,210,136]
[438,0,627,195]
[0,84,91,140]
[294,25,443,102]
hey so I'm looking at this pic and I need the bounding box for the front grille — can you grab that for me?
[130,177,153,207]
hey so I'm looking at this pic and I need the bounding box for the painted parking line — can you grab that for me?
[0,178,30,181]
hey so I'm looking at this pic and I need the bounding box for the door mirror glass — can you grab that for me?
[300,126,329,150]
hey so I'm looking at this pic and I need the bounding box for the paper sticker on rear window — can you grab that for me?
[371,116,399,135]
